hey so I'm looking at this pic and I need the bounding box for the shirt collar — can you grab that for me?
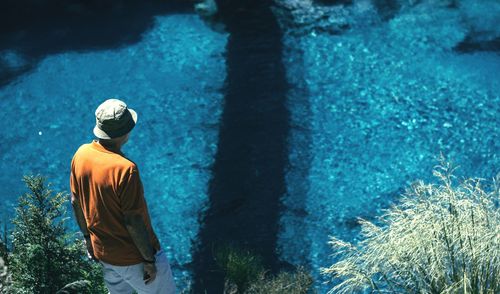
[90,139,123,155]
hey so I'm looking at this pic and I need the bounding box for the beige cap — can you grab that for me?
[93,99,138,139]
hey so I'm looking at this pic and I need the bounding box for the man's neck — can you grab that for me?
[97,139,122,152]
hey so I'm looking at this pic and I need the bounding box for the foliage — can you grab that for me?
[55,280,91,294]
[8,175,106,294]
[215,245,265,293]
[246,267,313,294]
[216,246,314,294]
[322,161,500,294]
[64,240,108,294]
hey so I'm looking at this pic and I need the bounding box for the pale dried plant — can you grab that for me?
[322,159,500,294]
[0,257,11,293]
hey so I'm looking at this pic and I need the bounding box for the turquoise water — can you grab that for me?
[0,14,227,286]
[279,0,499,290]
[0,0,499,292]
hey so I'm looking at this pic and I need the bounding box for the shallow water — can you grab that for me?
[0,14,227,285]
[0,0,499,292]
[279,0,500,290]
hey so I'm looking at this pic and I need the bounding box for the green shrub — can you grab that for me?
[215,245,265,293]
[216,246,315,294]
[65,240,108,294]
[9,175,106,294]
[55,280,91,294]
[322,161,500,294]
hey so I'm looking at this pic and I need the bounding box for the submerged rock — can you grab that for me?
[0,50,28,70]
[455,34,500,53]
[272,0,379,36]
[193,0,226,32]
[454,0,500,53]
[195,0,218,17]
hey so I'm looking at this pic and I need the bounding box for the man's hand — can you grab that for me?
[124,213,158,284]
[84,236,98,262]
[143,262,157,284]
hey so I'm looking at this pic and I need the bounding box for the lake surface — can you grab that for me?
[0,0,498,292]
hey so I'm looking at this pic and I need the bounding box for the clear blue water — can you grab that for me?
[0,14,227,287]
[279,0,500,291]
[0,0,499,292]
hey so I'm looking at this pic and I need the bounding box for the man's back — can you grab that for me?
[70,99,175,293]
[70,140,160,265]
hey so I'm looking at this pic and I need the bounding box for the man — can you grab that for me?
[70,98,176,294]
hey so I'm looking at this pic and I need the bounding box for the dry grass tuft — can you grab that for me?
[246,267,313,294]
[0,257,11,293]
[322,159,500,294]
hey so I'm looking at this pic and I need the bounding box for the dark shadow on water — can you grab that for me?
[191,0,290,292]
[454,34,500,53]
[372,0,401,21]
[313,0,353,5]
[0,0,193,88]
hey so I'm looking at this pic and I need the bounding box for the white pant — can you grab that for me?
[100,249,176,294]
